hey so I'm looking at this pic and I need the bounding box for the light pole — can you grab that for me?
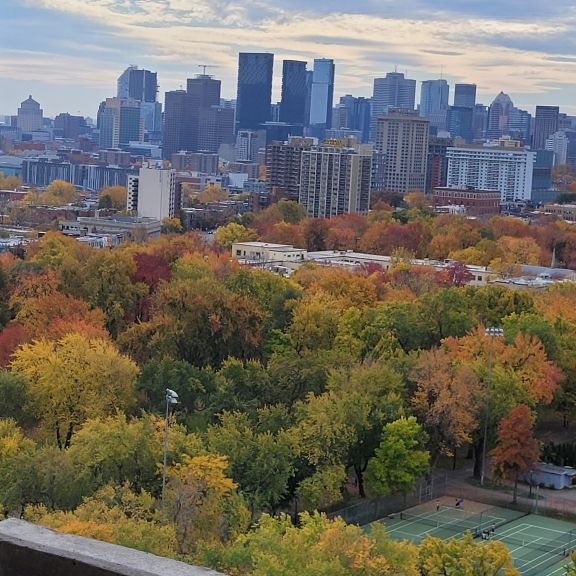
[161,388,179,510]
[480,327,504,487]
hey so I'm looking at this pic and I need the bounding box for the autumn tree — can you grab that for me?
[367,416,429,496]
[198,512,419,576]
[41,180,80,206]
[490,404,539,503]
[166,454,250,554]
[98,186,127,211]
[11,334,139,449]
[198,183,228,204]
[419,532,519,576]
[161,217,184,234]
[214,222,257,250]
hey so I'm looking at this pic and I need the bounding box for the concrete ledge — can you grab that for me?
[0,519,227,576]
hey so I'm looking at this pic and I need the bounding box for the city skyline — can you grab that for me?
[2,0,576,117]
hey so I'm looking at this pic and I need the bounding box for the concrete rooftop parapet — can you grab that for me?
[0,518,227,576]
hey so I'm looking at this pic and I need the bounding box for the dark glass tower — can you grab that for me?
[236,53,274,130]
[280,60,308,125]
[187,75,221,108]
[454,84,476,109]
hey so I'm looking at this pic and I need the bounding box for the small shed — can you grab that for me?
[525,463,576,490]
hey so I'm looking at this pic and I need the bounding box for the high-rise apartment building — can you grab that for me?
[446,144,536,201]
[375,110,429,194]
[308,59,336,138]
[117,66,157,103]
[99,97,143,149]
[127,163,178,221]
[420,79,449,131]
[299,144,372,218]
[280,60,308,125]
[487,92,514,139]
[17,96,43,134]
[266,136,314,200]
[426,136,453,192]
[454,84,477,109]
[371,72,416,139]
[171,151,219,173]
[533,106,560,150]
[236,53,274,130]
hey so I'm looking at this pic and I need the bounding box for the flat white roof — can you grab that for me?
[233,241,293,249]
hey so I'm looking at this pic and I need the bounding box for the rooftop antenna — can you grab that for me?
[198,64,217,76]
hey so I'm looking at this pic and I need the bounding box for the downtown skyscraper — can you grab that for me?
[280,60,308,126]
[420,79,449,131]
[533,106,560,150]
[308,58,335,138]
[236,53,274,130]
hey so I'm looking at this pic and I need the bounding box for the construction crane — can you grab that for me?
[198,64,217,76]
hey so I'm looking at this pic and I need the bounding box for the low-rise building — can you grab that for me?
[59,215,161,242]
[232,241,307,266]
[432,187,501,216]
[538,203,576,222]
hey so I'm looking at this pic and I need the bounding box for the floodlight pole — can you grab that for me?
[480,327,504,487]
[161,389,178,511]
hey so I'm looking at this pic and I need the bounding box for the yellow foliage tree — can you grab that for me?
[98,186,127,211]
[214,222,257,250]
[42,180,80,206]
[198,184,228,204]
[166,454,250,554]
[11,334,139,449]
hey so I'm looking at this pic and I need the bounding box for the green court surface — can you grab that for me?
[368,498,576,576]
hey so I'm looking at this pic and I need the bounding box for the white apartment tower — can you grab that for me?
[127,163,177,221]
[299,145,373,218]
[545,131,568,166]
[446,145,535,202]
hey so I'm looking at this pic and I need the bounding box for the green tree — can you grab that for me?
[0,371,29,424]
[367,417,429,496]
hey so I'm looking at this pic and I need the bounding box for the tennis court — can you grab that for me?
[368,497,576,575]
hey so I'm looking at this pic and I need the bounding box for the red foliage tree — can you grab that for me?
[490,404,539,503]
[0,323,28,367]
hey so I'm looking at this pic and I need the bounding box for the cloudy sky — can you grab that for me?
[2,0,576,118]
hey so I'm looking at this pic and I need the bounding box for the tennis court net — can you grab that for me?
[399,506,527,536]
[494,530,575,556]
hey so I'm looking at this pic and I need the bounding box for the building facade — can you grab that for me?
[446,144,536,202]
[454,84,477,109]
[487,92,514,139]
[117,66,157,103]
[236,53,274,130]
[127,163,177,221]
[371,72,416,139]
[17,96,43,134]
[375,111,429,194]
[308,59,336,138]
[533,106,560,150]
[99,97,143,149]
[433,186,501,216]
[280,60,308,126]
[299,144,372,218]
[266,137,314,200]
[420,79,449,131]
[545,131,568,166]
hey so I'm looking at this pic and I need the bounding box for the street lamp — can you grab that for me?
[480,327,504,487]
[161,388,179,509]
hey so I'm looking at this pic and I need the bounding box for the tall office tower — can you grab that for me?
[117,66,158,103]
[299,144,373,218]
[375,110,429,194]
[162,90,197,158]
[266,136,314,200]
[187,75,221,108]
[454,84,477,108]
[304,70,314,126]
[197,106,235,153]
[508,107,532,144]
[420,79,450,131]
[447,107,473,142]
[331,95,371,143]
[280,60,308,125]
[473,104,488,141]
[308,58,336,138]
[486,92,514,139]
[127,163,177,221]
[446,144,536,202]
[236,53,274,130]
[426,136,453,192]
[99,97,143,149]
[533,106,560,150]
[17,96,43,134]
[53,113,88,140]
[371,72,416,140]
[545,131,568,165]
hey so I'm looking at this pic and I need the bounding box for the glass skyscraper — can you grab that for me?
[236,53,274,130]
[280,60,308,125]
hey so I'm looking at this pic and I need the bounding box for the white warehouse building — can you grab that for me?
[446,145,536,202]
